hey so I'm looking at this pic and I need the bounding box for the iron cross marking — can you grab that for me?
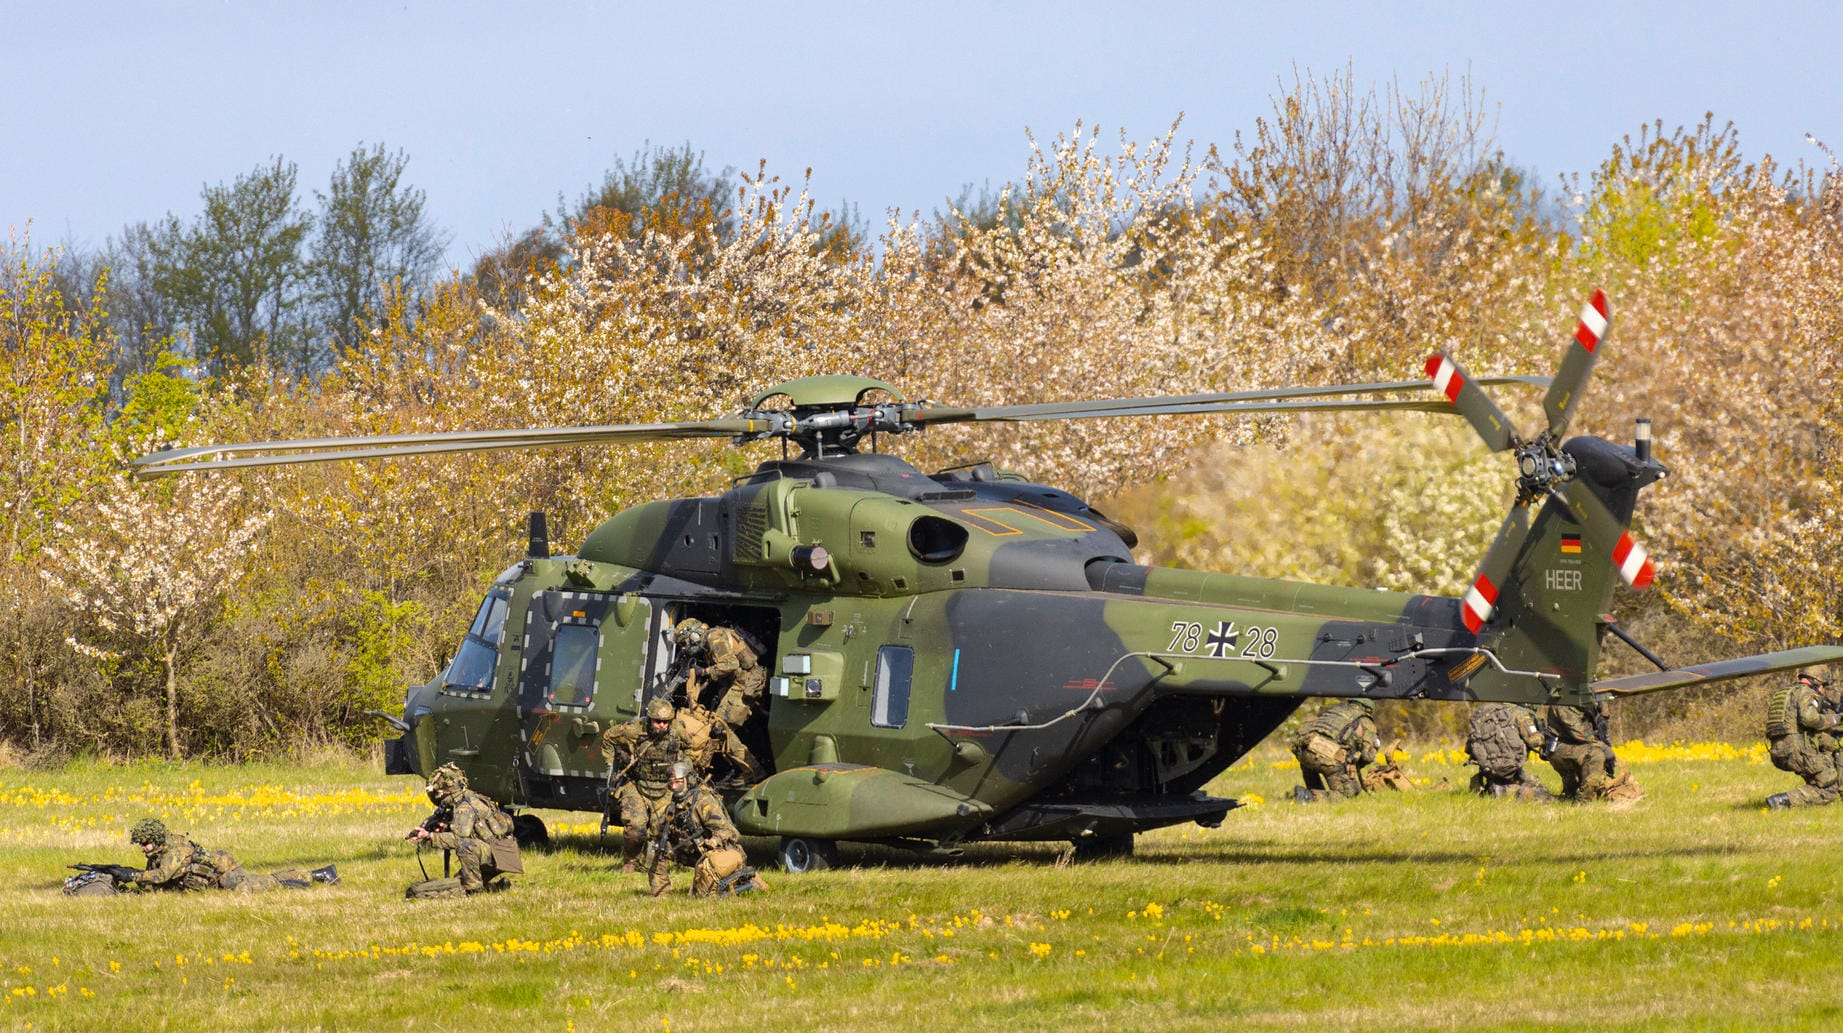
[1206,621,1239,658]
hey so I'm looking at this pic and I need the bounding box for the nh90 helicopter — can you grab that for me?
[139,291,1842,870]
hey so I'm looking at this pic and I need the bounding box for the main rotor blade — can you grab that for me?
[908,375,1550,426]
[1425,353,1519,452]
[1552,481,1656,590]
[1595,645,1843,697]
[1458,503,1533,633]
[1542,289,1610,439]
[133,418,759,477]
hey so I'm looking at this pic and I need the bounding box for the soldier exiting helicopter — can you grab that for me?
[602,698,707,873]
[674,618,768,729]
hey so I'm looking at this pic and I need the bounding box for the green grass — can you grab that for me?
[4,746,1842,1031]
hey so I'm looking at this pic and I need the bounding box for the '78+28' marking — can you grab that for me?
[1169,620,1278,659]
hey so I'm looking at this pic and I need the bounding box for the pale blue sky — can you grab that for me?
[5,1,1837,270]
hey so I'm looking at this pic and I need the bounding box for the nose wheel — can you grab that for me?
[777,836,839,873]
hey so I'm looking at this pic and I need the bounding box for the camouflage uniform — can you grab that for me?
[125,818,319,892]
[602,700,705,872]
[1288,699,1379,802]
[1766,675,1842,808]
[1545,704,1640,801]
[680,620,767,729]
[648,764,766,897]
[413,764,519,893]
[1466,702,1554,800]
[673,701,765,785]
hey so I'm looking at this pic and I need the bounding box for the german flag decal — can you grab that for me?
[1559,533,1582,555]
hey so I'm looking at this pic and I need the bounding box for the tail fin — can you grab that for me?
[1474,435,1666,692]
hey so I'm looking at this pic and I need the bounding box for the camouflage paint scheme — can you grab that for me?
[381,405,1843,854]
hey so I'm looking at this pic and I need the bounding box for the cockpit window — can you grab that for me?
[468,593,511,647]
[445,590,512,694]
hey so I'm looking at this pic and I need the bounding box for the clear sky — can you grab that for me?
[6,1,1838,272]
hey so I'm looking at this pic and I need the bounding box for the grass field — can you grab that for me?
[4,743,1842,1032]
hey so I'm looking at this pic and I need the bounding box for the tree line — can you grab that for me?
[4,69,1840,760]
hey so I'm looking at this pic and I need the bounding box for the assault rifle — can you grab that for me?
[408,805,452,838]
[408,805,453,878]
[69,862,139,884]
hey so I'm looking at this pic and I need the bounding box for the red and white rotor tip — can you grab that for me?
[1425,354,1463,403]
[1461,573,1499,633]
[1613,531,1656,590]
[1575,290,1609,353]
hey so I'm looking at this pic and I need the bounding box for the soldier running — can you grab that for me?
[602,697,705,873]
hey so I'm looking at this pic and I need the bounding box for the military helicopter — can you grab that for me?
[138,291,1842,870]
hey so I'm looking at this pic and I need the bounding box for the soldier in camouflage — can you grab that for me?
[602,697,707,873]
[124,818,335,892]
[405,762,520,894]
[675,618,768,730]
[648,761,767,897]
[1465,702,1555,801]
[1288,698,1380,803]
[1765,671,1842,809]
[1545,702,1642,801]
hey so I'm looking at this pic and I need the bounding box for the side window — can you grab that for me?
[871,646,914,728]
[548,623,600,706]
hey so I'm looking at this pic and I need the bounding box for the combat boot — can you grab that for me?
[1766,793,1792,810]
[310,864,339,885]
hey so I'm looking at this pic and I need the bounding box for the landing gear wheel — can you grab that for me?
[777,836,839,873]
[1071,832,1133,860]
[511,813,550,850]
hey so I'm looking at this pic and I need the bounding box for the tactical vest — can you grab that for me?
[630,733,686,794]
[1766,686,1797,739]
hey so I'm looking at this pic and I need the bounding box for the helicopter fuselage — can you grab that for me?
[387,450,1616,850]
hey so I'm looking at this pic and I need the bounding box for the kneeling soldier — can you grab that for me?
[406,762,521,895]
[648,761,766,897]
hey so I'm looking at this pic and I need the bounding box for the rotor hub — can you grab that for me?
[1512,438,1576,504]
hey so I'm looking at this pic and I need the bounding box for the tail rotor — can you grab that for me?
[1431,289,1660,635]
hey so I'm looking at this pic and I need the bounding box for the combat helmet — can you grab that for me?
[674,618,708,650]
[646,697,676,723]
[1350,697,1375,712]
[129,817,168,845]
[425,762,468,803]
[669,760,695,800]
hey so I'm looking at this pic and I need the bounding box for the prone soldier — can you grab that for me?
[119,817,336,892]
[1288,698,1380,803]
[647,761,767,897]
[1465,702,1555,801]
[404,762,521,896]
[1765,670,1842,809]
